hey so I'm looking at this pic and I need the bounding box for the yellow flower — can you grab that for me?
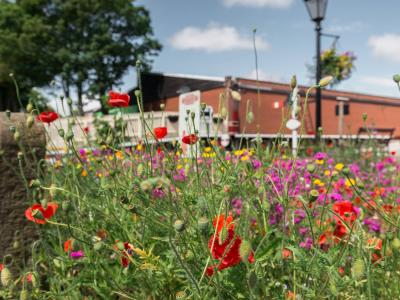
[324,170,331,176]
[136,144,143,151]
[177,164,183,170]
[234,150,243,156]
[204,147,212,153]
[115,151,124,160]
[316,159,324,165]
[335,163,344,171]
[313,179,325,187]
[107,155,114,161]
[241,155,249,161]
[345,178,356,188]
[54,161,63,168]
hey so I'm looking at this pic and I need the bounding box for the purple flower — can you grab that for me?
[231,197,243,215]
[294,209,306,224]
[314,152,327,160]
[330,193,343,202]
[363,218,381,233]
[299,237,313,250]
[70,250,84,259]
[252,159,262,170]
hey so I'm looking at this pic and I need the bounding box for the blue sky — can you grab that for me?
[121,0,400,97]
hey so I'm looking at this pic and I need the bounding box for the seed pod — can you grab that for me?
[352,258,365,279]
[231,90,241,102]
[246,111,255,124]
[27,115,35,128]
[393,74,400,83]
[67,98,73,106]
[309,189,319,202]
[134,90,141,98]
[220,107,228,119]
[290,75,297,90]
[66,130,74,141]
[197,217,209,232]
[1,267,11,287]
[239,240,252,261]
[174,220,185,232]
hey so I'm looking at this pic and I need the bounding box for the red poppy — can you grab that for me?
[206,214,254,276]
[25,202,58,224]
[108,91,130,107]
[332,201,358,225]
[37,112,59,123]
[154,127,168,140]
[64,239,73,253]
[0,264,3,272]
[182,134,198,145]
[121,242,134,268]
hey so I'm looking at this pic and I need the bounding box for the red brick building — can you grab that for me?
[139,72,400,141]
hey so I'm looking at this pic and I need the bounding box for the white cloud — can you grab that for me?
[244,69,284,82]
[360,76,396,88]
[368,34,400,63]
[326,21,368,34]
[222,0,293,8]
[170,24,269,52]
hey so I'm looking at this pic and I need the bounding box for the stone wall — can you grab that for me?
[0,112,46,270]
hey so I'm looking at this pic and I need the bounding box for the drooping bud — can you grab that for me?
[290,75,297,90]
[26,103,33,113]
[14,131,21,142]
[174,220,185,232]
[318,76,333,87]
[239,240,252,261]
[231,90,241,102]
[27,115,35,128]
[352,258,365,279]
[66,130,74,142]
[1,267,11,287]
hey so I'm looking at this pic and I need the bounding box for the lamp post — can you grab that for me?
[304,0,328,139]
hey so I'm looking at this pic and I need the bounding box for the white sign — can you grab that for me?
[179,90,201,138]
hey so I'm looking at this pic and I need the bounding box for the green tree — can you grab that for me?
[0,0,161,114]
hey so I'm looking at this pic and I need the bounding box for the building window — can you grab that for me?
[335,103,349,116]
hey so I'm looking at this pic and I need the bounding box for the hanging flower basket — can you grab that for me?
[320,48,356,86]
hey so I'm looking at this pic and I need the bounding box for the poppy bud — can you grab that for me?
[174,220,185,232]
[290,75,297,90]
[239,240,252,262]
[134,90,141,99]
[306,164,316,173]
[67,98,73,106]
[342,167,351,176]
[66,130,74,141]
[49,184,57,198]
[318,76,333,87]
[9,125,16,133]
[93,242,103,251]
[14,130,20,142]
[393,74,400,83]
[231,90,241,102]
[191,112,195,120]
[106,135,113,145]
[20,289,28,300]
[13,240,20,249]
[201,103,207,111]
[160,103,165,110]
[29,179,41,188]
[26,103,33,113]
[391,238,400,250]
[17,152,24,161]
[309,189,319,202]
[1,267,11,287]
[197,217,209,232]
[362,113,367,122]
[53,257,63,268]
[140,180,152,192]
[30,272,39,287]
[27,115,35,128]
[116,241,125,251]
[220,107,228,119]
[5,110,11,119]
[58,128,65,138]
[352,258,365,279]
[246,111,255,124]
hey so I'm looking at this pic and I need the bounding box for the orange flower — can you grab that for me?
[64,239,72,252]
[212,214,234,233]
[282,248,292,259]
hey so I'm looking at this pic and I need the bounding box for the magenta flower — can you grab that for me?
[70,250,84,259]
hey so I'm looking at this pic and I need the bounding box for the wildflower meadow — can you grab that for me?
[1,76,400,300]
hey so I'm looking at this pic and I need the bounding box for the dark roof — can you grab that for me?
[137,72,225,102]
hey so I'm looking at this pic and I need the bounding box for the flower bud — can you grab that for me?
[393,74,400,83]
[352,258,365,279]
[140,180,152,192]
[134,90,141,98]
[14,131,21,142]
[160,103,165,110]
[19,289,28,300]
[392,238,400,250]
[191,112,195,120]
[1,267,11,287]
[5,110,11,119]
[197,217,209,232]
[362,113,367,122]
[27,115,35,128]
[66,130,74,141]
[58,128,65,138]
[231,90,241,102]
[174,219,185,232]
[67,98,73,106]
[239,240,252,261]
[318,76,333,87]
[9,125,16,133]
[26,103,33,113]
[309,189,319,202]
[116,241,125,251]
[246,111,255,124]
[17,152,24,161]
[220,107,228,119]
[201,103,207,111]
[306,164,316,173]
[29,179,41,188]
[290,75,297,90]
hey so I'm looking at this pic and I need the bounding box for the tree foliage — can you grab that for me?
[0,0,161,113]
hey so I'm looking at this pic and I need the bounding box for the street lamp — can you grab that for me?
[304,0,328,139]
